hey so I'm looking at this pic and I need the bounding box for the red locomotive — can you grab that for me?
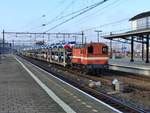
[22,42,109,74]
[71,43,108,74]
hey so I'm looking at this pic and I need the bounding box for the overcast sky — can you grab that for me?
[0,0,150,43]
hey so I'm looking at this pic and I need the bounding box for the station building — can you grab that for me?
[104,11,150,63]
[130,11,150,30]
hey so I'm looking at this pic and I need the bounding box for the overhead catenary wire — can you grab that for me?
[81,17,130,32]
[59,0,77,17]
[30,0,109,31]
[20,15,46,31]
[73,0,121,26]
[45,0,109,32]
[43,0,80,27]
[85,0,124,19]
[20,0,67,32]
[29,0,79,32]
[42,0,100,27]
[39,0,126,33]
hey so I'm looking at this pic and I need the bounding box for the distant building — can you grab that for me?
[130,11,150,30]
[0,39,12,54]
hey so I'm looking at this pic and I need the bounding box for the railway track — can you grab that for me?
[19,55,147,113]
[50,61,150,92]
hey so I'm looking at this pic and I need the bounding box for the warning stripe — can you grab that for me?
[72,56,109,60]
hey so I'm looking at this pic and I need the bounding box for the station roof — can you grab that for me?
[129,11,150,21]
[103,28,150,40]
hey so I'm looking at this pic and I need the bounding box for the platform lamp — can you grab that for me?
[95,30,102,43]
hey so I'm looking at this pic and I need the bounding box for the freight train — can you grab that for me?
[21,42,109,74]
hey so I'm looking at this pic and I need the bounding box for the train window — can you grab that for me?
[102,47,108,54]
[88,45,93,54]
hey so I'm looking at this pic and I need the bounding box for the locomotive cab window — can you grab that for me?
[88,45,93,54]
[102,46,108,54]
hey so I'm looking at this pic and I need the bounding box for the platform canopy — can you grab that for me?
[103,11,150,63]
[103,28,150,63]
[104,28,150,40]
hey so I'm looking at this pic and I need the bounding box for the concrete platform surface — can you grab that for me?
[0,55,120,113]
[0,55,65,113]
[109,58,150,69]
[17,55,119,113]
[109,58,150,76]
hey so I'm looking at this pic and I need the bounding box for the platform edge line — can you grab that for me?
[18,56,122,113]
[15,56,76,113]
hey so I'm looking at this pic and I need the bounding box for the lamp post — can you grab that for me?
[2,30,5,54]
[95,30,102,43]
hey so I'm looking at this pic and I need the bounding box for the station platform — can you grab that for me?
[109,58,150,76]
[0,55,120,113]
[0,55,65,113]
